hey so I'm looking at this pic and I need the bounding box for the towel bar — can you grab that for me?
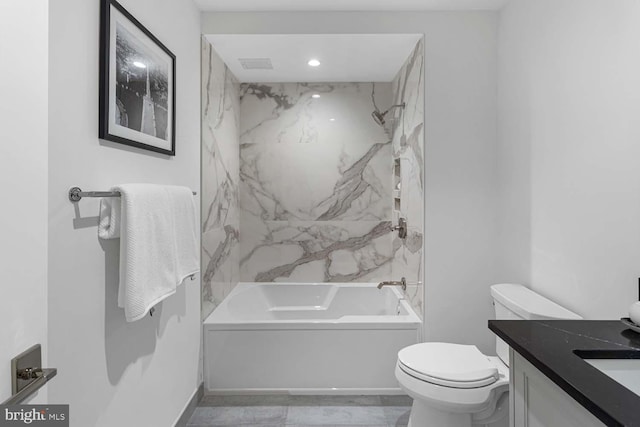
[69,186,197,202]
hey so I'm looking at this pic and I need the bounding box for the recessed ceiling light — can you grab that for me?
[329,118,336,122]
[312,94,321,99]
[308,59,321,67]
[133,61,146,68]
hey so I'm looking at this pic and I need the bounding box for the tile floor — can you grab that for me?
[187,395,413,427]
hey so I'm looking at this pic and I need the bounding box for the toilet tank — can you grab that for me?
[491,283,582,366]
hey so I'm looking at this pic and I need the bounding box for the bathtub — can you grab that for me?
[203,282,421,394]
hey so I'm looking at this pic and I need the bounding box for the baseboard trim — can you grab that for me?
[174,383,204,427]
[204,387,405,396]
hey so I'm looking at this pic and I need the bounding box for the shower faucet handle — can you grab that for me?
[390,218,407,239]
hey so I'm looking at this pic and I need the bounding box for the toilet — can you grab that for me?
[395,283,582,427]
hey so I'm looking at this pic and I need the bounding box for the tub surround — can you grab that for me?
[202,38,425,320]
[389,39,425,317]
[239,82,395,283]
[201,39,241,318]
[489,320,640,426]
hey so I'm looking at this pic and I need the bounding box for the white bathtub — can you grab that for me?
[204,282,421,394]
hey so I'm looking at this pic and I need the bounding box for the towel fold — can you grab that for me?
[98,196,121,239]
[98,184,199,322]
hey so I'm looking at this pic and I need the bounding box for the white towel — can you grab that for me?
[98,184,199,322]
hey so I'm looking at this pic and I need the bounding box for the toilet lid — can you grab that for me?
[398,343,499,389]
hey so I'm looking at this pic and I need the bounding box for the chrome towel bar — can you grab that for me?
[69,186,197,202]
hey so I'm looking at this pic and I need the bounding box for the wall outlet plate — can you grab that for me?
[11,344,42,395]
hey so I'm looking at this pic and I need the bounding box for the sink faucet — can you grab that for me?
[377,277,407,291]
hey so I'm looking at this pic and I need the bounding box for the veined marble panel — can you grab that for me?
[239,82,396,283]
[201,39,241,319]
[239,220,394,283]
[240,82,393,222]
[390,39,425,318]
[202,227,239,316]
[202,41,240,234]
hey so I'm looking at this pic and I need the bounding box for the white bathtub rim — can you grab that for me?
[203,282,422,329]
[204,320,420,330]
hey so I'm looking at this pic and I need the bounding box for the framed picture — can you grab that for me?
[99,0,176,156]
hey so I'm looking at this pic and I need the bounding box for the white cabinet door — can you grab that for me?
[510,349,605,427]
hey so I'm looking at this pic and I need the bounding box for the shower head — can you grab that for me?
[371,103,406,126]
[372,110,386,126]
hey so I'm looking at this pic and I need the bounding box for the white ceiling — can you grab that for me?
[206,34,423,82]
[195,0,510,12]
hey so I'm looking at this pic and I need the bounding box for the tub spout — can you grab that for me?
[377,277,407,291]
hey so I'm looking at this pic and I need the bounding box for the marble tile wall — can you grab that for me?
[201,39,241,319]
[239,82,396,283]
[389,39,425,318]
[202,39,425,318]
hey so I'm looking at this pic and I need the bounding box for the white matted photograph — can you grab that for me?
[99,0,176,155]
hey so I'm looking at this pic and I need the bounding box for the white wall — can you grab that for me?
[0,0,49,404]
[48,0,201,425]
[498,0,640,318]
[202,12,500,353]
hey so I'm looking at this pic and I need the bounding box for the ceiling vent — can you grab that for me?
[238,58,273,70]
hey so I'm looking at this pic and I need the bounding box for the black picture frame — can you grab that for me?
[99,0,176,156]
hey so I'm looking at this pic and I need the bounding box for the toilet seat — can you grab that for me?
[398,343,499,389]
[395,355,509,415]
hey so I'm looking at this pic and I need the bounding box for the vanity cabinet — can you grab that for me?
[509,349,605,427]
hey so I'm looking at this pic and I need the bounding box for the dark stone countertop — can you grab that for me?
[489,320,640,427]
